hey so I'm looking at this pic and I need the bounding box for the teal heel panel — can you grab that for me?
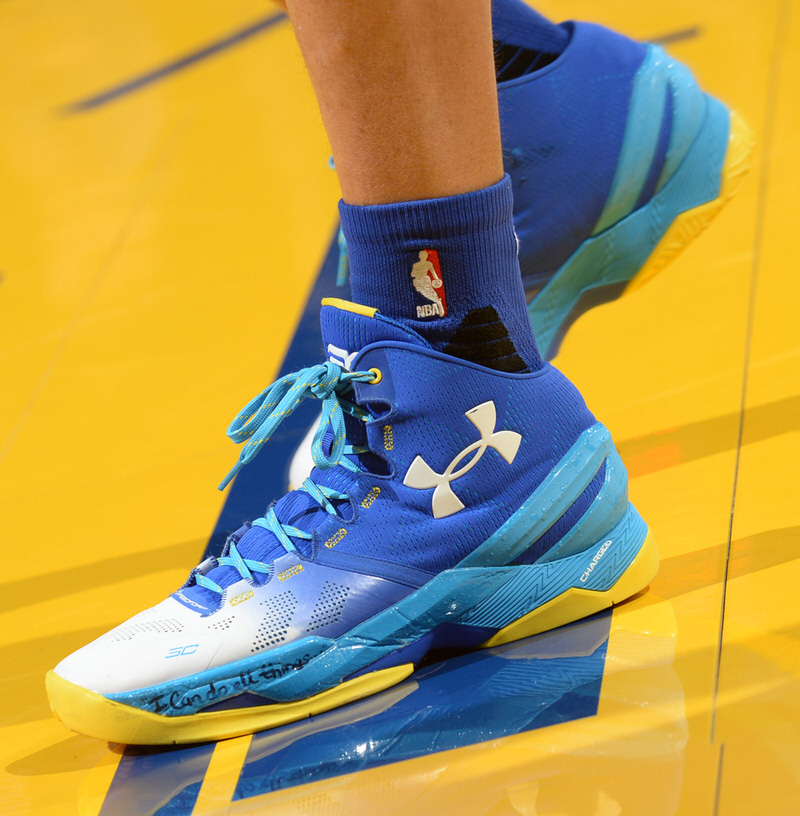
[593,45,709,234]
[592,46,671,236]
[529,93,731,358]
[538,451,628,563]
[458,423,612,568]
[656,57,707,192]
[460,504,648,629]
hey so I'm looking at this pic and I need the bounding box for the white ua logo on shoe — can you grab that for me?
[403,400,522,518]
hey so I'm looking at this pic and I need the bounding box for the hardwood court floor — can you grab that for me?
[1,1,798,814]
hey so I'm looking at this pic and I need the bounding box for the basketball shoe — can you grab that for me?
[499,21,752,358]
[47,298,658,744]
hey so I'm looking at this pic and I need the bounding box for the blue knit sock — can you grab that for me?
[338,175,543,373]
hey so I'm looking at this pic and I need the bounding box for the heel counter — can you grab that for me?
[538,450,630,562]
[655,50,708,192]
[591,44,710,236]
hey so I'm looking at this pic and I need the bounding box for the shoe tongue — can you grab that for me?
[320,298,429,370]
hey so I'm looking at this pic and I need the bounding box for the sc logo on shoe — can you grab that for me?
[165,644,200,659]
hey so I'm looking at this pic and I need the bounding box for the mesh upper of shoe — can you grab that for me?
[54,554,413,694]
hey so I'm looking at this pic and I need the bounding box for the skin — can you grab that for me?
[283,0,504,205]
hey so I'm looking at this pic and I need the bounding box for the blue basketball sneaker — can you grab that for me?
[498,20,752,359]
[47,298,658,744]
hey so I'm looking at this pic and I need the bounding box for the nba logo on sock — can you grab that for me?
[410,249,447,319]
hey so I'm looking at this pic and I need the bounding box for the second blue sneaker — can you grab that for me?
[498,20,752,358]
[47,298,658,745]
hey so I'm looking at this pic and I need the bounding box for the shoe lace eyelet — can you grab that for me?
[368,367,383,384]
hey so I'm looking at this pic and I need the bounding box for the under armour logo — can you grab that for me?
[403,400,522,518]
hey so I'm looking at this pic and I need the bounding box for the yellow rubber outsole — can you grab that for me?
[624,110,754,296]
[46,663,413,746]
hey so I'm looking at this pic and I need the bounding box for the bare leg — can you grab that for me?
[284,0,503,205]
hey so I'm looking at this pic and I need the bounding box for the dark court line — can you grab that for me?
[63,15,695,115]
[63,12,287,114]
[713,743,726,816]
[650,26,701,45]
[710,0,791,746]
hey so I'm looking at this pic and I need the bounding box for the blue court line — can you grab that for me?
[63,12,287,114]
[99,741,215,816]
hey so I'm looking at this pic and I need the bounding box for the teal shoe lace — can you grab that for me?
[195,361,377,596]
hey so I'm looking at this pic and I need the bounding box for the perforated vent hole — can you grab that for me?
[252,590,297,653]
[210,616,234,631]
[306,582,350,632]
[108,618,184,642]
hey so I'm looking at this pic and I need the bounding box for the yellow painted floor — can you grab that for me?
[1,1,798,814]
